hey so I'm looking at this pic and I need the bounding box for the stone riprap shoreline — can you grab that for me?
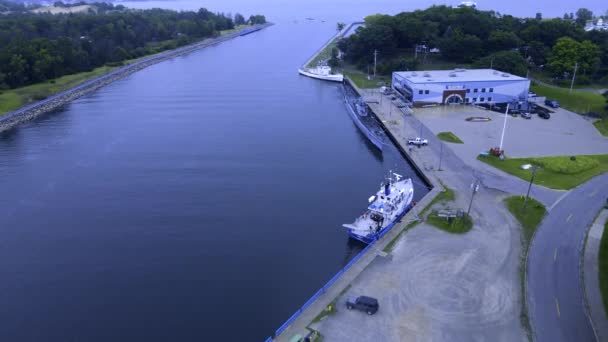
[0,23,273,133]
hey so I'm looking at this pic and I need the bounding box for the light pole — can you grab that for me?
[438,143,444,171]
[467,178,480,216]
[522,166,540,213]
[569,61,578,94]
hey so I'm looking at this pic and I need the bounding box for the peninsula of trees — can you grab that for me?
[0,1,266,89]
[337,6,607,85]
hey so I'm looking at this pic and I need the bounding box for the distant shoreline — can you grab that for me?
[0,23,273,133]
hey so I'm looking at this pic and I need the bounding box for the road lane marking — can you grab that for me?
[589,190,598,197]
[548,191,570,211]
[555,298,561,318]
[554,248,558,262]
[566,213,573,222]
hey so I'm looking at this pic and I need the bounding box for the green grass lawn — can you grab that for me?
[505,196,546,243]
[594,119,608,137]
[437,131,464,144]
[531,83,607,115]
[306,37,338,69]
[599,219,608,318]
[0,25,253,117]
[426,211,473,234]
[419,182,455,216]
[504,194,546,337]
[344,71,390,89]
[477,154,608,190]
[0,65,115,116]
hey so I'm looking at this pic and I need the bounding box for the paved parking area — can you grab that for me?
[313,190,524,342]
[413,105,608,166]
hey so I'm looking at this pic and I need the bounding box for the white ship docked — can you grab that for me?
[343,172,414,244]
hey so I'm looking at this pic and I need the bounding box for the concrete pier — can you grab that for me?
[273,79,441,341]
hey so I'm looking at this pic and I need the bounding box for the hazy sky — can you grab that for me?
[119,0,607,22]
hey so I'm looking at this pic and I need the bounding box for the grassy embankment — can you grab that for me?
[422,183,472,234]
[0,25,250,117]
[383,182,466,253]
[530,82,608,136]
[305,36,339,69]
[437,131,464,144]
[504,195,546,340]
[344,71,390,89]
[599,219,608,317]
[477,154,608,190]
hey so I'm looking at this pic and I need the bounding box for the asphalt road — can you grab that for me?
[527,173,608,342]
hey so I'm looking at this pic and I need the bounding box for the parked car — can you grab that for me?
[521,112,531,119]
[544,99,560,108]
[346,296,379,315]
[538,111,551,119]
[407,137,428,146]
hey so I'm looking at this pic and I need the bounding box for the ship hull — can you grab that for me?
[344,95,384,151]
[347,201,413,244]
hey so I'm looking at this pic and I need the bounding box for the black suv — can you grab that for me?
[346,296,379,315]
[538,111,551,119]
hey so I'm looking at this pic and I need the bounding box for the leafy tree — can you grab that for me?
[487,30,522,51]
[439,29,483,62]
[234,13,245,26]
[473,50,527,76]
[0,3,243,89]
[328,47,340,69]
[336,22,346,32]
[548,37,600,77]
[575,8,593,27]
[535,13,542,20]
[248,15,266,25]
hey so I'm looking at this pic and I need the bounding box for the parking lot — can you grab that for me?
[412,105,608,166]
[312,190,524,341]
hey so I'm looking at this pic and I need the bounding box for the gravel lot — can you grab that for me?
[414,105,608,166]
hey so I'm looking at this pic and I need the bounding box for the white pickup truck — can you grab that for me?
[407,137,428,146]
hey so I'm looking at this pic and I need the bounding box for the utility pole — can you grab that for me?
[373,49,378,79]
[490,57,494,69]
[499,104,509,151]
[522,166,540,213]
[438,143,444,171]
[467,178,480,216]
[569,61,578,94]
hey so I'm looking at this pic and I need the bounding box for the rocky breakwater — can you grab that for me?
[0,23,273,133]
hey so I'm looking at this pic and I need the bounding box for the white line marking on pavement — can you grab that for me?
[566,213,573,222]
[554,248,558,262]
[549,191,570,211]
[555,298,561,318]
[589,190,598,197]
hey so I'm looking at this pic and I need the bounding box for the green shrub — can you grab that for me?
[531,155,599,174]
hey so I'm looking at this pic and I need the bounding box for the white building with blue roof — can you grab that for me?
[391,68,530,109]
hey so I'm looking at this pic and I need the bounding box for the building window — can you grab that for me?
[425,90,429,94]
[488,97,492,102]
[481,88,486,93]
[489,88,494,92]
[472,98,476,102]
[419,90,423,95]
[466,89,470,93]
[480,97,485,102]
[466,98,470,103]
[474,88,478,93]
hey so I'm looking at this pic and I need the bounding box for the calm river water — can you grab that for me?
[1,0,595,339]
[0,19,428,342]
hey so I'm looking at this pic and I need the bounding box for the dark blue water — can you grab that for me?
[0,22,428,340]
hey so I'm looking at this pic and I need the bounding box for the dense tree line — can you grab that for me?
[0,1,265,89]
[338,6,608,83]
